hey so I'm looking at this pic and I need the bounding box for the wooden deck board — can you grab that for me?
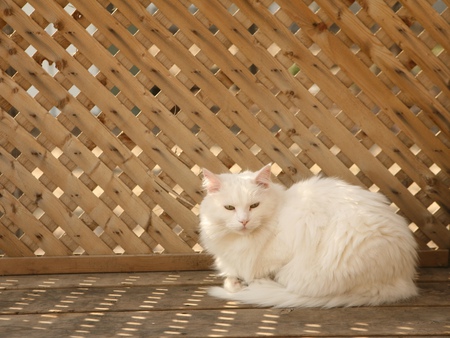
[0,269,448,337]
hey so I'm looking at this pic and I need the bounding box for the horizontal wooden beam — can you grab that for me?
[0,250,447,275]
[0,254,214,276]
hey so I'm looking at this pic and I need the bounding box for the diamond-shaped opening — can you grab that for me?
[110,85,120,96]
[168,24,179,35]
[132,185,144,197]
[289,63,300,76]
[289,22,300,33]
[249,64,258,75]
[227,4,239,15]
[370,23,381,34]
[149,45,160,56]
[388,163,401,175]
[31,167,44,179]
[329,23,340,34]
[407,182,421,195]
[94,226,104,236]
[50,106,61,117]
[88,64,99,76]
[34,248,45,256]
[153,244,164,254]
[349,163,360,175]
[25,45,37,57]
[72,167,84,178]
[15,228,24,239]
[169,64,181,76]
[289,143,301,156]
[2,24,14,35]
[92,186,104,197]
[190,124,201,134]
[64,3,76,15]
[8,106,18,118]
[427,202,439,214]
[42,60,57,76]
[53,187,64,198]
[250,144,262,155]
[310,163,322,175]
[86,23,97,35]
[127,24,138,35]
[132,106,141,116]
[73,246,85,255]
[308,1,319,12]
[170,105,180,115]
[247,23,258,34]
[209,24,219,34]
[90,105,101,116]
[189,43,200,56]
[114,245,125,254]
[13,188,23,198]
[133,224,145,237]
[113,205,124,217]
[210,105,220,114]
[172,224,183,235]
[53,226,65,239]
[108,44,119,56]
[269,2,280,13]
[192,243,203,252]
[150,85,161,96]
[131,145,143,157]
[30,126,41,138]
[429,163,441,175]
[129,65,140,76]
[22,3,35,14]
[69,85,81,96]
[267,42,280,56]
[66,44,77,55]
[71,126,82,137]
[32,207,45,220]
[228,44,239,55]
[190,85,200,94]
[188,4,198,14]
[113,166,123,177]
[111,126,122,136]
[10,148,22,158]
[210,64,220,74]
[51,146,63,158]
[73,206,84,217]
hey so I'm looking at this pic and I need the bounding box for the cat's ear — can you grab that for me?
[202,168,222,194]
[255,163,272,189]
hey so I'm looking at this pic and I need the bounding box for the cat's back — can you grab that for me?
[279,175,397,231]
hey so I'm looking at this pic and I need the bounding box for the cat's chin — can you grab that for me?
[228,224,259,235]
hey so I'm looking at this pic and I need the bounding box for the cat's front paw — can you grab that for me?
[223,276,247,293]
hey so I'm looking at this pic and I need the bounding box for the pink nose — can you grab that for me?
[240,220,249,226]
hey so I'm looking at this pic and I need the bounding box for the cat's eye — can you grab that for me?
[250,202,260,209]
[224,205,235,211]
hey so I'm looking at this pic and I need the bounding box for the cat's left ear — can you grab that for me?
[202,168,222,194]
[255,163,272,189]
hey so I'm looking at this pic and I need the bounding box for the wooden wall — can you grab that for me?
[0,0,448,274]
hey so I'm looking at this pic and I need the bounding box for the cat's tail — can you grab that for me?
[209,278,418,308]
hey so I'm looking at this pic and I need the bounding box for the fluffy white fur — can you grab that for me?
[199,164,418,308]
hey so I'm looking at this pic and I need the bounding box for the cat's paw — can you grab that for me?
[223,276,247,293]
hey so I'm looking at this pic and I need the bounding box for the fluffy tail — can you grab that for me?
[209,279,417,308]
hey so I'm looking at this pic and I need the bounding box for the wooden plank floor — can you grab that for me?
[0,268,448,337]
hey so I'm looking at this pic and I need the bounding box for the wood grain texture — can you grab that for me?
[0,0,448,268]
[0,269,448,337]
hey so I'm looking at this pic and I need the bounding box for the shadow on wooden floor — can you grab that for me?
[0,269,448,337]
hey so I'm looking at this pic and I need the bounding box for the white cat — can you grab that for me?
[199,164,418,308]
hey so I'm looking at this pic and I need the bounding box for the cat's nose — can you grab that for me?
[240,219,249,227]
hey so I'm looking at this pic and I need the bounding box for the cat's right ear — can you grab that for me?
[202,169,221,194]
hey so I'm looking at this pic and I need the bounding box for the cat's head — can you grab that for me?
[200,164,277,235]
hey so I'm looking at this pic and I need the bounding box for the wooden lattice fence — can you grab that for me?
[0,0,449,274]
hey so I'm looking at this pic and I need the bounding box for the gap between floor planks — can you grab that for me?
[0,268,448,337]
